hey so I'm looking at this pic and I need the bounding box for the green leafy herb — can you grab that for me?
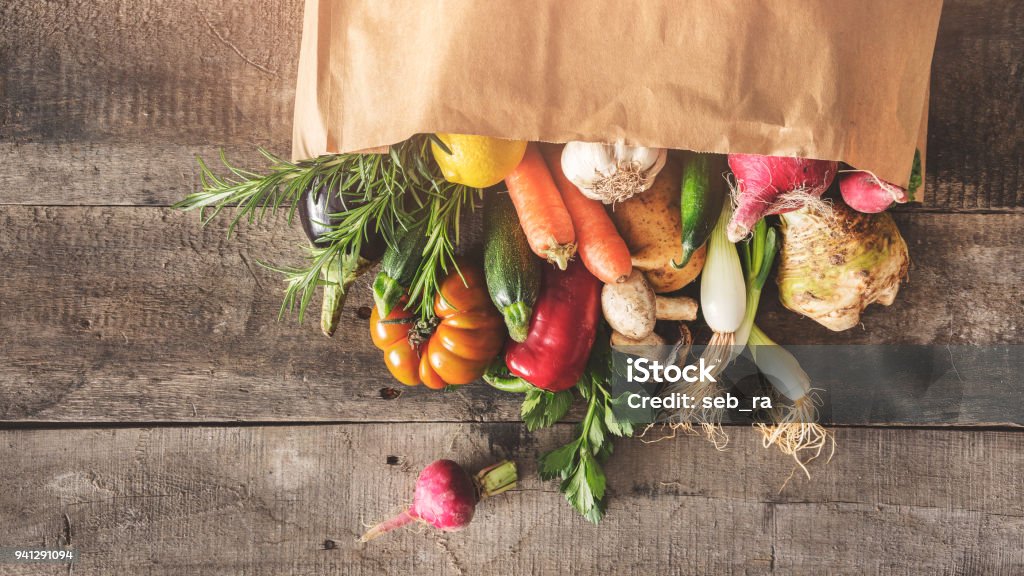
[404,183,481,319]
[521,388,573,431]
[538,334,629,523]
[175,136,480,322]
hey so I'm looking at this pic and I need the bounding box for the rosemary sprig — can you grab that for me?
[176,150,345,237]
[405,182,481,318]
[175,142,428,243]
[260,243,345,323]
[176,135,481,322]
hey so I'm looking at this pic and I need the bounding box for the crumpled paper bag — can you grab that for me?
[293,0,942,191]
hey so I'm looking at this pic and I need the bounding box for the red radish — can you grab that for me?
[727,154,837,242]
[359,459,517,542]
[839,172,909,213]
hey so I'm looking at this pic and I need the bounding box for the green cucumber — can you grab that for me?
[673,152,728,269]
[483,192,540,342]
[372,220,428,317]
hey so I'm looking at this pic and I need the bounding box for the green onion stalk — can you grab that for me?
[667,198,744,448]
[670,203,776,448]
[736,221,834,473]
[748,324,835,476]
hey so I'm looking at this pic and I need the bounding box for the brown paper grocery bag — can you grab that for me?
[293,0,942,190]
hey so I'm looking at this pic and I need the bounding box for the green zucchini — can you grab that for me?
[483,192,540,342]
[673,152,728,269]
[372,220,428,317]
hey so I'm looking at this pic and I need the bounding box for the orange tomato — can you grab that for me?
[369,264,505,389]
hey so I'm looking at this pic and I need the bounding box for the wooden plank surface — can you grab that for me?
[0,0,300,148]
[1,0,1022,574]
[0,0,1021,210]
[1,424,1022,576]
[0,206,1019,423]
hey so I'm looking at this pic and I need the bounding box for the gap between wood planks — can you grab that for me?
[0,421,1019,431]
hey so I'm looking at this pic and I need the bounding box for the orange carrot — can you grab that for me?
[540,143,632,284]
[504,143,576,270]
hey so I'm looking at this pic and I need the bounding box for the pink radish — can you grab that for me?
[359,459,517,542]
[727,154,838,242]
[839,172,909,213]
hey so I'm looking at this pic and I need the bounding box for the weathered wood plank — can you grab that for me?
[1,206,1020,423]
[0,143,276,207]
[1,0,1021,210]
[0,205,519,423]
[926,0,1024,211]
[0,0,300,147]
[0,425,1021,576]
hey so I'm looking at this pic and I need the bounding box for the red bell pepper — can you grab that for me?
[506,259,602,392]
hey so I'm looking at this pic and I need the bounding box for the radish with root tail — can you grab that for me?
[777,202,909,331]
[840,149,922,213]
[667,196,745,448]
[839,171,909,214]
[749,324,835,476]
[726,154,837,242]
[359,459,517,542]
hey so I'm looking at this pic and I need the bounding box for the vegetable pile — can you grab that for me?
[178,133,918,524]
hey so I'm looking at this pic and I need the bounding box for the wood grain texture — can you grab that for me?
[1,424,1021,576]
[0,0,299,206]
[925,0,1024,211]
[0,143,276,207]
[0,205,518,423]
[0,206,1020,423]
[0,1,1021,572]
[0,0,299,146]
[0,0,1021,209]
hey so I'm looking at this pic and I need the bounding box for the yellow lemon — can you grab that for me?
[431,133,528,188]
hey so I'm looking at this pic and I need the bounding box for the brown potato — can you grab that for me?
[609,159,705,293]
[642,246,705,293]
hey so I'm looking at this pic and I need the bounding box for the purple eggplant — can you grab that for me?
[298,179,386,336]
[298,180,387,260]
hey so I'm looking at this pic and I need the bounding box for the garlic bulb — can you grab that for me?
[561,141,668,204]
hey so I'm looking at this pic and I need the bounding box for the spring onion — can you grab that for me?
[700,198,747,339]
[749,324,835,476]
[735,219,777,351]
[671,197,746,447]
[737,219,833,473]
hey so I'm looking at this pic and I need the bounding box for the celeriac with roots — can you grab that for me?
[777,202,909,331]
